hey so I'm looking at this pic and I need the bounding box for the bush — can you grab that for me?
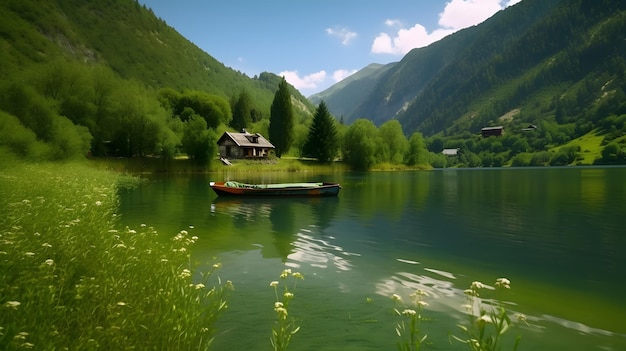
[0,111,47,159]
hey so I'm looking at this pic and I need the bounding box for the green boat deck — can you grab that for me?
[224,181,324,189]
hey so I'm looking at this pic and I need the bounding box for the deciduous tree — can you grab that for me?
[181,114,216,165]
[406,131,428,166]
[378,120,408,164]
[343,119,378,170]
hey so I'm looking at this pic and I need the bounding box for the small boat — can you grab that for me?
[210,181,341,197]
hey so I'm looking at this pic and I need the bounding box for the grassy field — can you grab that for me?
[550,130,606,164]
[549,129,626,165]
[89,156,355,174]
[88,156,434,174]
[0,159,231,350]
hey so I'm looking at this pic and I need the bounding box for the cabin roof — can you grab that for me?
[442,148,459,156]
[481,126,504,131]
[218,131,275,149]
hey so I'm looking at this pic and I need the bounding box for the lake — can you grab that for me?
[118,167,626,350]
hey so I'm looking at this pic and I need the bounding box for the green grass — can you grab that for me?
[550,129,605,164]
[0,161,231,350]
[90,156,352,174]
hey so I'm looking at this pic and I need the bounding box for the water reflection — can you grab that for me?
[288,231,357,271]
[210,197,340,262]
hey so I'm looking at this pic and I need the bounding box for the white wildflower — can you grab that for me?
[402,309,417,316]
[4,301,21,309]
[280,269,292,279]
[179,269,191,278]
[495,277,511,289]
[470,281,484,290]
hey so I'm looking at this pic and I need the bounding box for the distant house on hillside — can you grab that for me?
[442,148,460,156]
[217,130,275,159]
[521,124,538,132]
[481,126,504,138]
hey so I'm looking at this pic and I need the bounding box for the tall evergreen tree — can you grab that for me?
[302,101,339,162]
[269,77,294,157]
[230,90,251,132]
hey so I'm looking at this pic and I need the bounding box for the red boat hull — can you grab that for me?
[210,181,341,197]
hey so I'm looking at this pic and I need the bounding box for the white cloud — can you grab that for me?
[385,19,402,27]
[280,70,327,90]
[372,25,454,55]
[333,69,358,83]
[326,27,358,45]
[438,0,503,30]
[371,0,522,55]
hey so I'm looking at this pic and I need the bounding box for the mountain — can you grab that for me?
[0,0,313,115]
[0,0,315,160]
[317,0,626,138]
[308,63,395,122]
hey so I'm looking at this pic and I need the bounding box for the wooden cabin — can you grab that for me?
[442,148,460,156]
[481,126,504,138]
[217,131,275,159]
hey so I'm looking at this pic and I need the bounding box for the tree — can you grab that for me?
[181,114,215,165]
[378,120,408,164]
[177,91,232,128]
[0,111,46,159]
[406,132,428,166]
[599,142,625,164]
[342,119,378,170]
[230,90,251,132]
[269,77,294,157]
[302,101,339,162]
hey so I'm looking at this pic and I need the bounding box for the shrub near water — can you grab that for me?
[0,163,231,350]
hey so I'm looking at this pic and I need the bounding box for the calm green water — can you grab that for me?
[118,167,626,350]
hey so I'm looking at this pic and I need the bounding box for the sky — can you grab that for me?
[137,0,523,96]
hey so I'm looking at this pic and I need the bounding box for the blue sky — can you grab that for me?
[138,0,522,96]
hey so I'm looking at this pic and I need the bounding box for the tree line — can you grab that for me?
[2,57,623,169]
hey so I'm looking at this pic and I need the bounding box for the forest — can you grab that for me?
[1,0,625,169]
[315,0,626,167]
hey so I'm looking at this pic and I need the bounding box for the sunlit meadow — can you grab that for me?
[0,162,231,350]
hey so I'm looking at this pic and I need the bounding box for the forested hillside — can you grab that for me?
[319,0,626,166]
[0,0,313,162]
[2,0,625,169]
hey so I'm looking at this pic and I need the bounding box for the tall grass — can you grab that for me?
[0,162,232,350]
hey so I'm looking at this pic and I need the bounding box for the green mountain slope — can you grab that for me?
[0,0,312,113]
[0,0,314,161]
[308,63,395,122]
[320,0,626,141]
